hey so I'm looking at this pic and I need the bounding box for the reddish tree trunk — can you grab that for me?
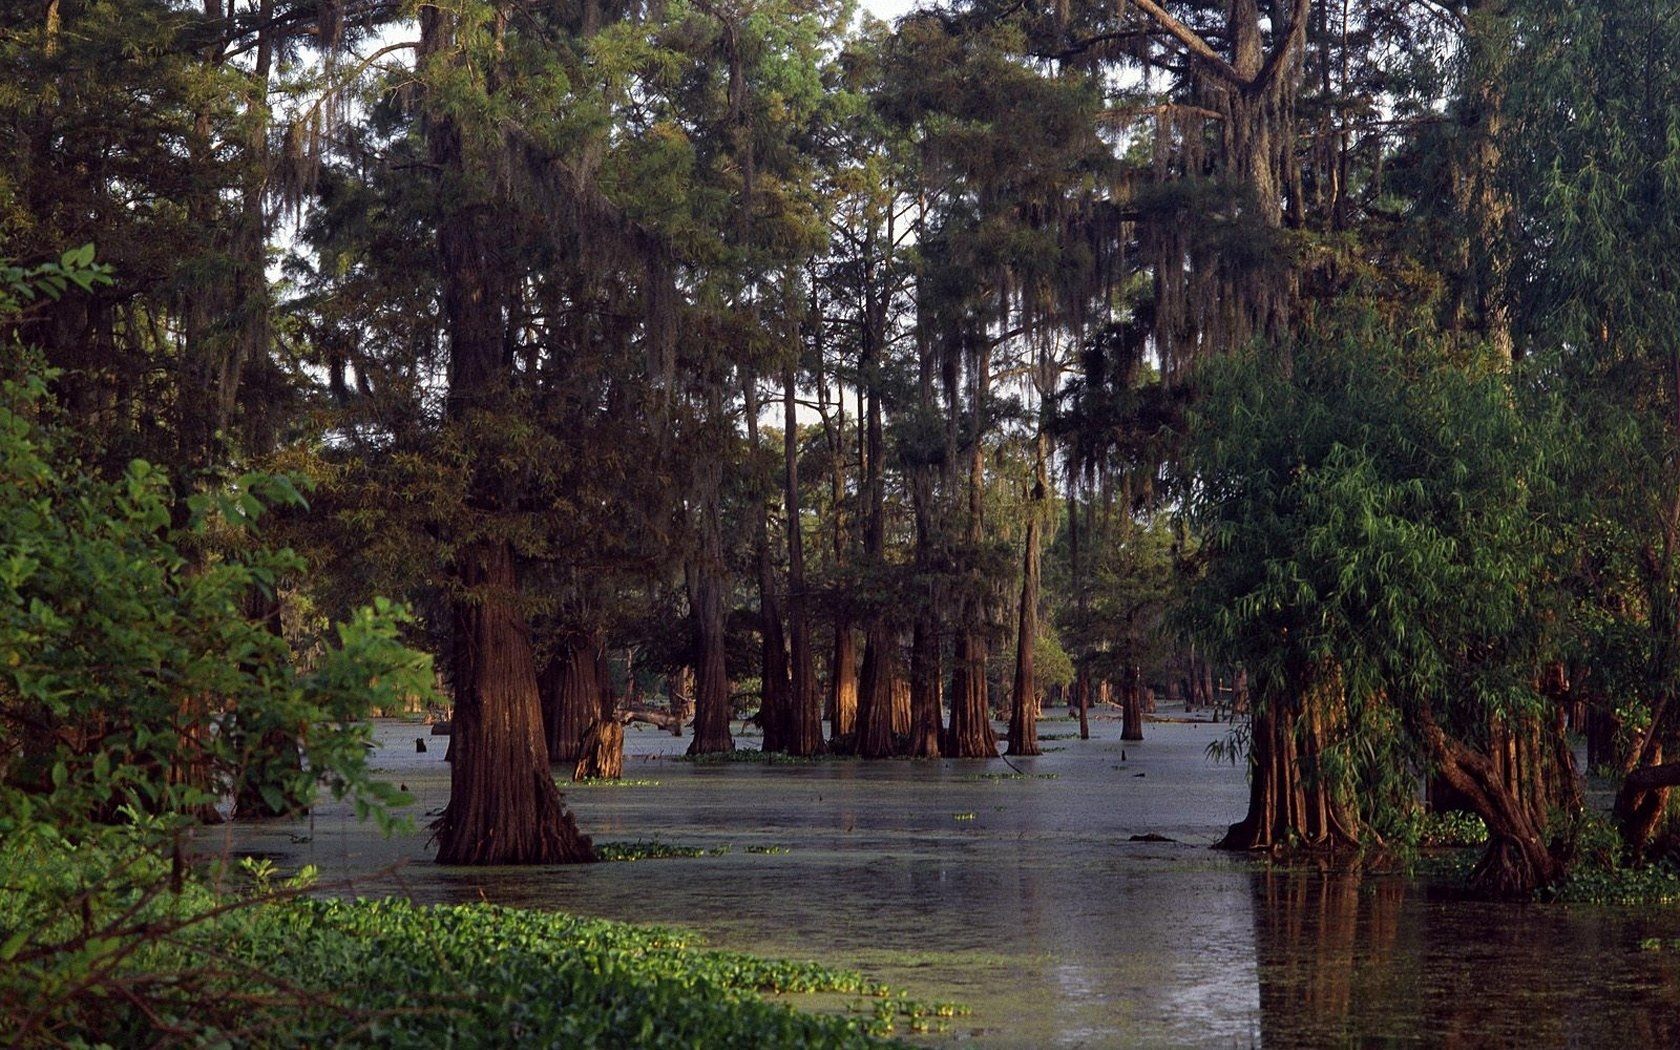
[540,631,602,766]
[434,540,594,864]
[1121,663,1145,742]
[908,617,942,757]
[1416,704,1566,898]
[856,625,898,758]
[830,619,858,746]
[1216,664,1356,856]
[686,565,734,756]
[573,686,624,782]
[946,627,999,757]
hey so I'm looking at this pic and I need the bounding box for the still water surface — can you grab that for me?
[217,715,1680,1047]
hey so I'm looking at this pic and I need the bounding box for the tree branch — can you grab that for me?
[1128,0,1248,87]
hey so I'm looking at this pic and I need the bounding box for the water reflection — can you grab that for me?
[1251,869,1680,1047]
[217,718,1680,1047]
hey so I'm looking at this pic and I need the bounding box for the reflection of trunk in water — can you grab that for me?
[1253,871,1403,1046]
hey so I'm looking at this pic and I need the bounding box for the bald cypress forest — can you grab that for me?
[6,0,1680,1044]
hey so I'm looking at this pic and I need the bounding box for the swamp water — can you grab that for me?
[216,715,1680,1047]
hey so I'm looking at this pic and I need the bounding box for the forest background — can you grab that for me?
[4,0,1680,958]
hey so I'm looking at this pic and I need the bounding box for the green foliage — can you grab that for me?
[0,357,429,836]
[1416,811,1491,849]
[0,245,112,313]
[1184,311,1565,835]
[1505,0,1680,748]
[1,868,929,1046]
[595,840,726,861]
[0,259,438,1039]
[677,748,839,765]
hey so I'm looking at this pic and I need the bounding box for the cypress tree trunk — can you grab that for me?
[857,625,898,758]
[686,379,734,757]
[854,260,895,758]
[1121,663,1145,742]
[906,291,942,758]
[830,619,858,745]
[945,328,998,759]
[686,560,735,756]
[745,375,791,751]
[1415,703,1566,898]
[573,676,624,781]
[540,631,601,766]
[436,540,594,864]
[947,628,999,757]
[890,670,911,737]
[1076,667,1091,741]
[1006,511,1042,756]
[424,5,590,864]
[783,361,824,756]
[908,618,942,757]
[1216,662,1356,856]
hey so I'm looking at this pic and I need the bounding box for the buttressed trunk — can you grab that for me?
[687,563,735,756]
[1121,663,1144,743]
[435,540,594,864]
[856,624,898,758]
[946,625,999,758]
[1216,660,1357,855]
[1417,703,1569,898]
[540,630,602,765]
[573,679,624,782]
[424,5,590,864]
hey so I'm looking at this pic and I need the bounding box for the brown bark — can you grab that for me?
[890,671,911,737]
[424,6,590,864]
[1615,739,1670,859]
[573,720,625,781]
[944,324,998,760]
[946,628,999,757]
[686,561,735,756]
[1216,662,1357,855]
[573,687,624,781]
[856,625,898,758]
[1121,663,1145,742]
[1415,703,1564,898]
[1006,511,1042,757]
[830,619,858,745]
[908,617,943,757]
[783,360,824,756]
[539,631,602,766]
[434,540,594,864]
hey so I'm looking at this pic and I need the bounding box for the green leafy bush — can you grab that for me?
[0,255,436,1041]
[0,861,913,1046]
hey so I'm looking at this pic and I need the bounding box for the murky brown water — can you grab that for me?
[209,714,1680,1047]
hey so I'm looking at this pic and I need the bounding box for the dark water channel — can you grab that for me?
[215,714,1680,1047]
